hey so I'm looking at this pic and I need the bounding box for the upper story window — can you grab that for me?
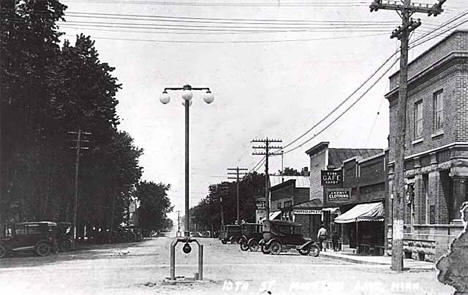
[433,90,444,132]
[414,100,423,139]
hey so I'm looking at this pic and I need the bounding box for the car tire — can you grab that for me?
[35,242,52,257]
[221,239,227,244]
[261,244,271,254]
[240,241,249,251]
[60,239,73,252]
[310,245,320,257]
[269,241,282,255]
[248,240,259,252]
[0,244,8,258]
[298,246,311,256]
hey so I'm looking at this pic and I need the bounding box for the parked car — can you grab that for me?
[219,224,241,244]
[259,220,320,256]
[238,223,263,251]
[0,221,58,258]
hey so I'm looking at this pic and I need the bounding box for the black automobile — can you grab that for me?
[0,221,58,258]
[259,220,320,256]
[219,224,242,244]
[238,223,263,251]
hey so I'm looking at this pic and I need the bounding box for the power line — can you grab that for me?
[277,11,467,153]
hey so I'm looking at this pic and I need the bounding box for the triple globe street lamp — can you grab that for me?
[160,84,214,281]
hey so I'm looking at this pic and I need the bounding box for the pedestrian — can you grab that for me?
[317,224,328,252]
[331,229,339,252]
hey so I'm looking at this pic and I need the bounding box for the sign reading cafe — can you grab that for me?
[321,170,343,186]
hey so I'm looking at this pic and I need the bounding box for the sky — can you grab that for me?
[58,0,467,223]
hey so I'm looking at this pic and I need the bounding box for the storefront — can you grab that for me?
[334,202,385,254]
[289,199,323,240]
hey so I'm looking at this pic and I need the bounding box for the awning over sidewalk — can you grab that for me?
[334,202,384,224]
[269,211,281,220]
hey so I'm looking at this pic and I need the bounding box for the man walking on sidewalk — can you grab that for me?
[317,224,328,252]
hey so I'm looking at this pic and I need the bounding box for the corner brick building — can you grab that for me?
[386,30,468,261]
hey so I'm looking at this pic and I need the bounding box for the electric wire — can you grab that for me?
[276,11,468,154]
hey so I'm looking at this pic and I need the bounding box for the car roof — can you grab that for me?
[16,221,57,226]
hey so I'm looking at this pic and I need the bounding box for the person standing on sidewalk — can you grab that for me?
[331,229,339,252]
[317,224,328,252]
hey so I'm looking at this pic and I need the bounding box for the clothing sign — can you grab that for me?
[326,189,351,203]
[321,170,343,186]
[293,209,322,215]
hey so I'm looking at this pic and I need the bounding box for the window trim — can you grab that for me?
[432,89,444,132]
[414,100,424,140]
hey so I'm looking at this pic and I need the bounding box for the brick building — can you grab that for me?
[386,30,468,261]
[333,152,388,254]
[269,175,310,215]
[303,142,383,241]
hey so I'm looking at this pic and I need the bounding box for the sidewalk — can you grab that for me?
[320,250,436,270]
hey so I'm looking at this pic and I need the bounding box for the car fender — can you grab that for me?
[258,239,265,246]
[298,240,314,250]
[247,237,257,244]
[266,238,281,247]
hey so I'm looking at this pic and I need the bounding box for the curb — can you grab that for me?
[320,252,389,265]
[320,252,436,270]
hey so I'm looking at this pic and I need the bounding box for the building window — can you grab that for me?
[414,100,423,139]
[284,200,292,208]
[433,90,444,132]
[277,202,282,210]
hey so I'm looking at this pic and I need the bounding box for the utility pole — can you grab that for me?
[252,138,283,220]
[68,129,91,245]
[227,167,248,224]
[369,0,445,271]
[218,182,230,226]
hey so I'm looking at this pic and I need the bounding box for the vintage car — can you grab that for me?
[0,221,58,258]
[259,220,320,256]
[238,223,263,251]
[219,224,242,244]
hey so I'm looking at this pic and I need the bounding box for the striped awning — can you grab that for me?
[334,202,384,224]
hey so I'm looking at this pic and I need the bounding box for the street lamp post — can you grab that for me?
[160,84,214,281]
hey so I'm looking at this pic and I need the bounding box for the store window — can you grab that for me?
[414,100,423,139]
[433,90,444,132]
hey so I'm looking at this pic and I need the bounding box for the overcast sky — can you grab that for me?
[58,0,467,222]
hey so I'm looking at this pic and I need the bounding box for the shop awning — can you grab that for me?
[269,211,281,220]
[334,202,384,224]
[259,211,282,222]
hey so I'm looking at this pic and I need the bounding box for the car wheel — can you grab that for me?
[269,241,282,255]
[240,241,249,251]
[261,244,271,254]
[35,242,52,257]
[60,239,73,252]
[298,246,311,256]
[249,240,259,252]
[0,244,8,258]
[310,245,320,257]
[221,239,227,244]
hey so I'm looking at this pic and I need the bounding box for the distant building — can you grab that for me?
[269,175,310,220]
[386,30,468,261]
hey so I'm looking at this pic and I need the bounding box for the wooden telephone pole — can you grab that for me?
[369,0,445,271]
[252,138,283,220]
[227,167,248,224]
[68,129,91,244]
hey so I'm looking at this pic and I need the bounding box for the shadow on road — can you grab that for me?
[0,238,158,269]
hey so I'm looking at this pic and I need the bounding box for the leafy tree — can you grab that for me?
[136,181,173,235]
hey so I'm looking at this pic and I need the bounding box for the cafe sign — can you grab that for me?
[321,170,343,186]
[326,189,351,203]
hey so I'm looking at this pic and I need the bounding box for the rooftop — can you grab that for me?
[269,175,310,189]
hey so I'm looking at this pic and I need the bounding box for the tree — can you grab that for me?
[190,172,265,232]
[136,181,173,235]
